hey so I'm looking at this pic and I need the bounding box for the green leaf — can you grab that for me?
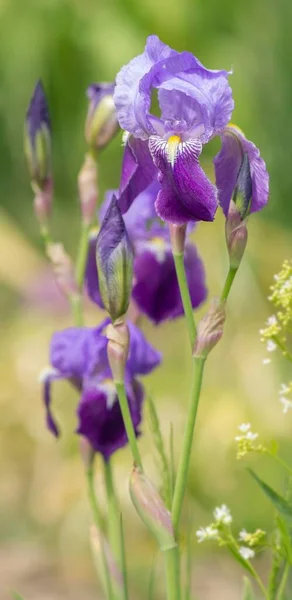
[276,517,292,564]
[248,469,292,521]
[169,422,176,499]
[228,546,255,576]
[11,593,25,600]
[146,396,172,508]
[242,577,255,600]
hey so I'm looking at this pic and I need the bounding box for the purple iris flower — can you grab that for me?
[40,319,161,460]
[114,35,269,223]
[86,183,207,324]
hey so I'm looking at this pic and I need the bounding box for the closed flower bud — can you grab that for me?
[96,196,134,323]
[194,300,226,358]
[225,200,248,269]
[78,152,98,225]
[85,83,119,151]
[233,152,252,220]
[24,81,52,190]
[129,466,176,551]
[46,242,78,298]
[90,526,123,596]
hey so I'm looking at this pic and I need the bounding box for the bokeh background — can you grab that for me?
[1,0,292,598]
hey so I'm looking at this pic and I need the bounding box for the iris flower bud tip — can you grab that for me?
[194,300,226,358]
[129,466,176,551]
[85,83,119,151]
[96,196,134,323]
[24,80,52,191]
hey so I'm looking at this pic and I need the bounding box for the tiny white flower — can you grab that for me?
[239,546,255,560]
[262,358,271,365]
[267,315,277,326]
[279,397,292,415]
[214,504,232,525]
[246,431,258,441]
[267,340,277,352]
[279,383,290,395]
[239,529,248,542]
[195,526,219,543]
[238,423,251,433]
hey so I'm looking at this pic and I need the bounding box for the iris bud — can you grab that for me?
[225,152,251,269]
[78,152,98,225]
[233,152,252,220]
[96,196,134,323]
[85,83,119,151]
[193,300,226,358]
[129,466,176,552]
[24,80,52,191]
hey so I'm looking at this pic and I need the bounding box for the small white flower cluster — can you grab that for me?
[239,546,255,560]
[195,505,232,544]
[260,315,279,364]
[279,382,292,414]
[234,424,262,459]
[235,423,258,442]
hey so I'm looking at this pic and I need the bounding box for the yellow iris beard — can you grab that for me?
[166,134,181,167]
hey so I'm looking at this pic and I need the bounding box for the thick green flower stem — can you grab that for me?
[172,356,206,534]
[164,546,181,600]
[86,465,114,600]
[173,252,196,349]
[220,266,238,302]
[115,381,143,470]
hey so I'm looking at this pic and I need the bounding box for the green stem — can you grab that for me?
[267,451,292,477]
[40,223,52,247]
[70,293,84,327]
[173,252,196,349]
[164,546,181,600]
[103,459,121,565]
[86,465,114,600]
[75,222,91,290]
[250,566,268,599]
[115,381,143,470]
[171,356,205,534]
[276,563,290,600]
[220,266,238,302]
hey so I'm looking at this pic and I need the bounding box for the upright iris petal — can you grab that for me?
[214,124,269,216]
[114,35,234,224]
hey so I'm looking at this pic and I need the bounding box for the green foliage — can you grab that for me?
[242,578,255,600]
[248,469,292,521]
[11,593,25,600]
[146,396,172,508]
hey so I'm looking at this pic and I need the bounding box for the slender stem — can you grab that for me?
[119,516,129,600]
[103,459,121,564]
[115,381,143,470]
[75,222,91,290]
[172,356,205,534]
[164,546,181,600]
[173,252,196,349]
[40,224,52,247]
[276,563,290,600]
[250,566,268,599]
[220,266,238,302]
[86,465,114,600]
[70,293,84,327]
[266,451,292,477]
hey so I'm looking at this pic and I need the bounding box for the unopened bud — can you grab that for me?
[90,526,123,596]
[47,242,78,298]
[129,466,176,551]
[169,224,187,254]
[85,83,119,151]
[33,178,53,226]
[106,322,130,382]
[78,153,98,225]
[96,196,134,322]
[233,152,252,220]
[226,201,248,269]
[24,80,52,191]
[79,437,95,469]
[194,300,226,358]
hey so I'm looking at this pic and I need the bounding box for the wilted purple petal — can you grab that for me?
[50,324,108,379]
[119,137,158,213]
[150,136,218,224]
[77,378,144,460]
[214,125,269,216]
[40,368,67,437]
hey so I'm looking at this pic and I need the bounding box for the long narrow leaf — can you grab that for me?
[242,577,255,599]
[169,422,176,499]
[120,515,129,600]
[185,522,192,600]
[11,593,25,600]
[248,469,292,521]
[146,396,172,508]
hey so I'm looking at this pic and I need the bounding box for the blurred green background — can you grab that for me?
[1,0,292,598]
